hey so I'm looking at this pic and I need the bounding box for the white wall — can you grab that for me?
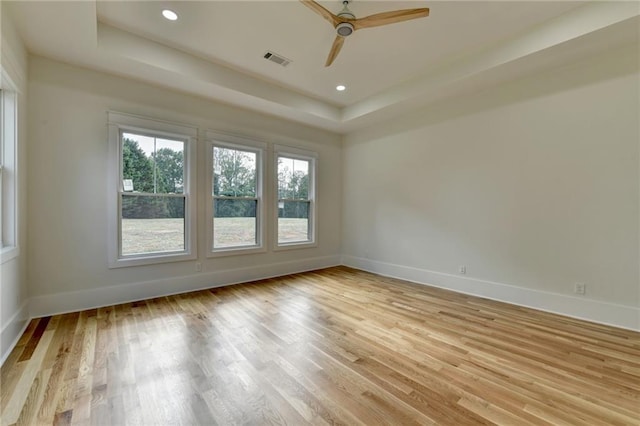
[0,5,29,362]
[342,44,640,330]
[7,18,639,371]
[27,56,342,316]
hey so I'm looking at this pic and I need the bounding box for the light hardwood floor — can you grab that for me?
[2,267,639,425]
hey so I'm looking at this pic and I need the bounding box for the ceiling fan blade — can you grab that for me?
[353,8,429,30]
[325,35,345,67]
[299,0,340,27]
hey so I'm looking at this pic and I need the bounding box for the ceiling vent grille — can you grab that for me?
[264,51,292,67]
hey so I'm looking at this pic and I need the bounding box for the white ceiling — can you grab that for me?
[5,1,640,133]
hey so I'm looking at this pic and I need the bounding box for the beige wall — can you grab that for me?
[343,45,639,327]
[0,4,29,360]
[27,56,342,308]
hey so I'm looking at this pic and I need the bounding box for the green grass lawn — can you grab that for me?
[122,217,309,255]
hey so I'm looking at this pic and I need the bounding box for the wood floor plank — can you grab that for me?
[17,317,51,363]
[1,267,639,425]
[2,330,55,426]
[36,314,77,425]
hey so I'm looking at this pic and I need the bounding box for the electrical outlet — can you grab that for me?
[574,282,586,295]
[195,262,202,272]
[459,265,466,274]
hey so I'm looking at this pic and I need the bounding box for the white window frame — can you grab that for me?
[206,131,266,257]
[274,144,317,250]
[107,111,197,268]
[0,71,19,264]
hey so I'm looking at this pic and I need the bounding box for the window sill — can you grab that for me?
[108,251,196,269]
[0,246,19,264]
[208,246,266,258]
[273,241,317,252]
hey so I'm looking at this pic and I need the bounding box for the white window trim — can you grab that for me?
[274,144,317,251]
[206,131,266,257]
[107,111,197,268]
[0,70,20,264]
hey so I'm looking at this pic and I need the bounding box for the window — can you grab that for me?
[207,133,265,256]
[0,72,19,263]
[275,145,316,248]
[107,112,196,267]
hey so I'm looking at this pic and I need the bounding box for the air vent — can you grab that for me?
[264,51,292,67]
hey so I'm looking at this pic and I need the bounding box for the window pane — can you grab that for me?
[122,132,184,194]
[278,157,309,200]
[213,198,257,248]
[121,194,185,255]
[278,201,310,243]
[213,147,256,197]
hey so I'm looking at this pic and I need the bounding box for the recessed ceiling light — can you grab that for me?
[162,9,178,21]
[336,85,346,91]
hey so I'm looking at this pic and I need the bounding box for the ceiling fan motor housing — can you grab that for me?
[336,21,354,36]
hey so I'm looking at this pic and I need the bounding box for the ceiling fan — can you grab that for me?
[300,0,430,67]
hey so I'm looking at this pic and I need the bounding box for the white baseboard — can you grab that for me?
[29,255,341,318]
[342,255,640,332]
[1,301,30,365]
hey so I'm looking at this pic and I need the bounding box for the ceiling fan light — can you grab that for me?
[336,22,354,37]
[162,9,178,21]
